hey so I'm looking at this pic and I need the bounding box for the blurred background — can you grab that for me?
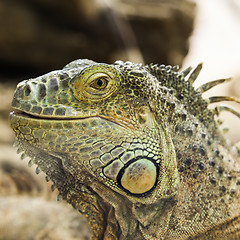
[0,0,240,239]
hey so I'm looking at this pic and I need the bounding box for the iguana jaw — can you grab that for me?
[10,108,180,239]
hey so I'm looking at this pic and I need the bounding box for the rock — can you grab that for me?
[0,0,195,79]
[0,196,91,240]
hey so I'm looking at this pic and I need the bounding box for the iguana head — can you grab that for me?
[10,59,180,199]
[9,59,240,239]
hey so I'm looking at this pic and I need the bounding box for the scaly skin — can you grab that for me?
[10,59,240,239]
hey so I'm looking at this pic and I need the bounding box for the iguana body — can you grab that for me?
[10,59,240,239]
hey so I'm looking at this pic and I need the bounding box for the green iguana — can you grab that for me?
[10,59,240,239]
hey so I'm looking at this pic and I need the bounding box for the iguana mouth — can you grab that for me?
[11,110,91,121]
[10,110,133,130]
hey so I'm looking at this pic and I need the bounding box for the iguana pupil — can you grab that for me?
[90,77,109,90]
[97,78,104,87]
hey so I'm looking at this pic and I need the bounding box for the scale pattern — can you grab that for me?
[10,59,240,239]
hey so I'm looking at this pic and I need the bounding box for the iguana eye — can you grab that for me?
[90,77,109,90]
[85,73,111,97]
[71,64,121,101]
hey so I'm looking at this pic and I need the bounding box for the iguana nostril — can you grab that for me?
[24,85,31,97]
[120,158,157,194]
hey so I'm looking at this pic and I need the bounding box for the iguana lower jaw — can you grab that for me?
[10,103,179,239]
[10,108,178,200]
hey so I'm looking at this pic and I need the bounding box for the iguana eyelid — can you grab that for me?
[85,73,114,98]
[71,64,122,101]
